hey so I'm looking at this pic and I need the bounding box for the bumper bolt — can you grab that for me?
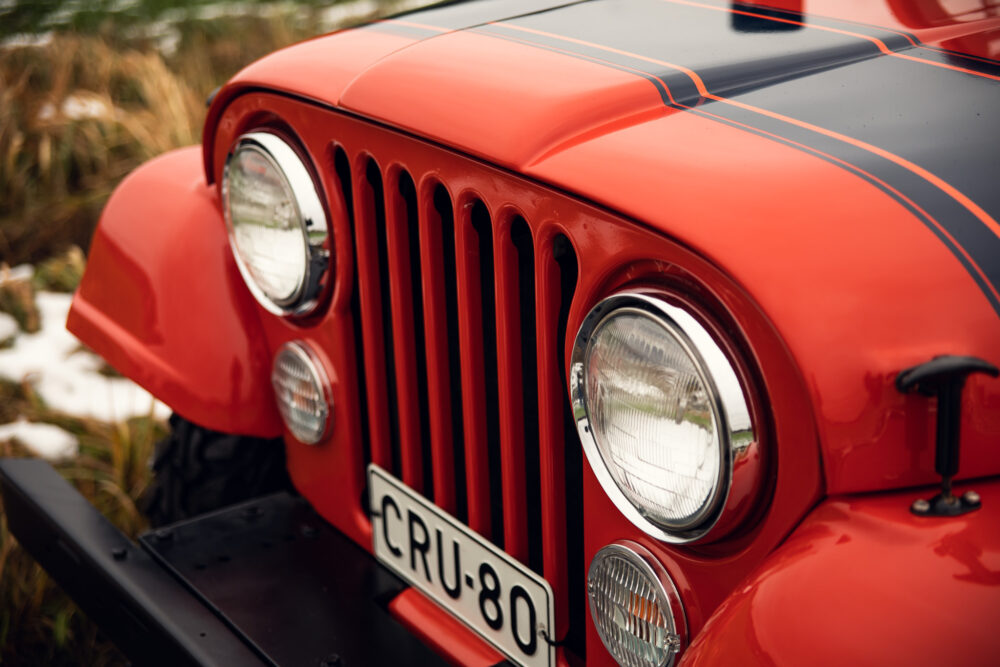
[911,498,931,513]
[111,547,127,561]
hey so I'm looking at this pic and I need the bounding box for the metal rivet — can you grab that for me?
[911,498,931,513]
[154,529,173,542]
[964,490,981,505]
[111,547,127,561]
[302,525,319,539]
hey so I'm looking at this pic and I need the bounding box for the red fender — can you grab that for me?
[68,147,281,437]
[680,481,1000,666]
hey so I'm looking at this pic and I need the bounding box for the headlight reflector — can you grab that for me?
[272,342,331,445]
[222,131,329,315]
[588,541,685,667]
[571,292,756,542]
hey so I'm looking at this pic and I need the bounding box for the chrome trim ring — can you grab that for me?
[222,131,330,316]
[588,541,687,667]
[271,341,333,445]
[570,291,758,543]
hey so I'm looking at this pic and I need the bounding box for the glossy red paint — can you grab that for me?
[681,479,1000,666]
[69,0,1000,663]
[208,91,824,659]
[388,589,503,666]
[67,147,280,437]
[207,4,1000,495]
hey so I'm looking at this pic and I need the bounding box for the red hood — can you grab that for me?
[205,0,1000,494]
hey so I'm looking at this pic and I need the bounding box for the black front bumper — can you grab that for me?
[0,459,450,667]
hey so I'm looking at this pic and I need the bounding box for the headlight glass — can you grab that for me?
[571,292,755,542]
[222,131,329,315]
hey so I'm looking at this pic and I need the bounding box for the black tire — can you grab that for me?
[143,413,292,527]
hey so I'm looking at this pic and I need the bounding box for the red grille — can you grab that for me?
[334,143,584,655]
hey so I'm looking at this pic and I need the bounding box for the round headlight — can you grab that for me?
[222,131,329,316]
[272,341,332,444]
[588,541,685,667]
[570,292,756,542]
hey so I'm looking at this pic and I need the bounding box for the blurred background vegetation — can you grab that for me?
[0,0,406,663]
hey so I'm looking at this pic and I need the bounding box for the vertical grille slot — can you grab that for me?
[384,168,426,493]
[408,174,435,501]
[511,217,543,576]
[555,234,584,658]
[365,160,402,475]
[452,198,492,539]
[353,157,394,472]
[368,160,402,476]
[333,146,370,469]
[535,231,581,648]
[438,188,467,523]
[467,200,504,548]
[416,183,467,519]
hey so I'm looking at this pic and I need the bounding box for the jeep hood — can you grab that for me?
[207,0,1000,494]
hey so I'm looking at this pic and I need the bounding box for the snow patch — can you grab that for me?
[0,312,17,343]
[0,419,79,460]
[0,31,54,50]
[1,264,34,284]
[0,291,170,422]
[38,94,118,123]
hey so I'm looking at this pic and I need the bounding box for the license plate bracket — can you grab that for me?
[368,464,555,667]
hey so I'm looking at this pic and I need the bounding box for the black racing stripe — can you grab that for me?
[394,0,593,31]
[902,44,1000,77]
[472,24,997,312]
[724,0,914,50]
[921,42,1000,68]
[485,18,1000,313]
[706,0,1000,76]
[472,25,678,106]
[696,102,1000,314]
[504,0,888,103]
[493,0,1000,314]
[729,55,1000,223]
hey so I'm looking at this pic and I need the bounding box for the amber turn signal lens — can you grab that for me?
[271,342,331,445]
[587,541,685,667]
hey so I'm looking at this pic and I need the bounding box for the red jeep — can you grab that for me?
[3,1,999,665]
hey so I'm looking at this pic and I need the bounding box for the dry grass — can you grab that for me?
[1,247,166,664]
[0,8,335,266]
[0,3,402,662]
[0,377,167,665]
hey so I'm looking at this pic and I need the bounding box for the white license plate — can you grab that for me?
[368,464,555,667]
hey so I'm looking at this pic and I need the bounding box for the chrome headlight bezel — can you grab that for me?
[222,131,330,317]
[570,291,759,543]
